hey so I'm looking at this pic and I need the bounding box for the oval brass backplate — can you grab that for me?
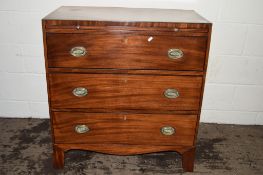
[164,89,179,99]
[161,126,175,136]
[72,87,88,97]
[70,46,87,57]
[75,125,89,134]
[168,48,183,60]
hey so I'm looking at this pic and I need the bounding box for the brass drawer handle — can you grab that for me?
[168,48,183,59]
[75,125,89,134]
[161,126,176,136]
[72,87,88,97]
[164,89,179,99]
[70,46,87,57]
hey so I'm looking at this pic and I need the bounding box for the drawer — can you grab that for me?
[49,74,202,111]
[46,33,207,71]
[53,112,197,146]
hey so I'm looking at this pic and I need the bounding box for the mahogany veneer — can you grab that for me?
[42,6,212,172]
[47,33,207,70]
[49,74,202,111]
[53,112,197,146]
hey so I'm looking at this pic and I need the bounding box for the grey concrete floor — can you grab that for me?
[0,118,263,175]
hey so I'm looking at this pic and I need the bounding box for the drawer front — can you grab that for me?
[53,112,197,146]
[46,33,207,70]
[49,74,202,111]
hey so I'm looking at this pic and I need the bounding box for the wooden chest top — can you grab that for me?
[43,6,211,29]
[43,6,209,23]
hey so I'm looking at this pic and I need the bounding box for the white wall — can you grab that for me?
[0,0,263,125]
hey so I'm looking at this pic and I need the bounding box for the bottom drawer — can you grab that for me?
[53,112,197,146]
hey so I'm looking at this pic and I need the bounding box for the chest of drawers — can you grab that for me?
[42,6,212,172]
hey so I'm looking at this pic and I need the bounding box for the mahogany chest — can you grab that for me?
[42,6,212,172]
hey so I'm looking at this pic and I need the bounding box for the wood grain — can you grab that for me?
[44,19,210,30]
[48,68,205,76]
[182,147,196,172]
[51,108,199,115]
[57,143,193,156]
[53,145,64,169]
[45,28,209,37]
[49,74,203,111]
[47,33,207,71]
[53,112,197,146]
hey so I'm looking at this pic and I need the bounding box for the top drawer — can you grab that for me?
[46,33,207,71]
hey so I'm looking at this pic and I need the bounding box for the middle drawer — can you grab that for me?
[49,74,202,111]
